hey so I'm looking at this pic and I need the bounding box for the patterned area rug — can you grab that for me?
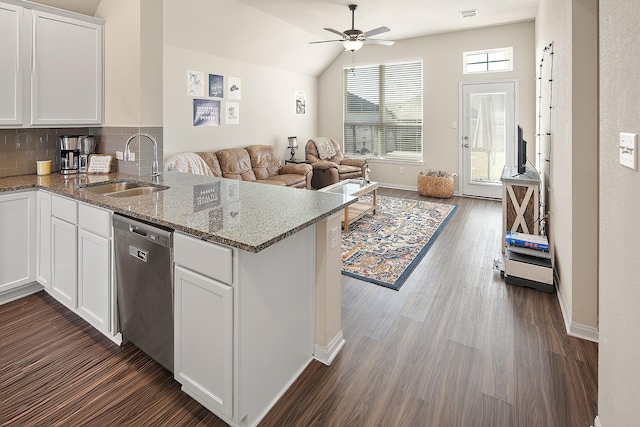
[342,195,457,291]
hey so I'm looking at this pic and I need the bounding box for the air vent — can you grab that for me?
[460,9,478,18]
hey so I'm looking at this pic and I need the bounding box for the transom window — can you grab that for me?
[343,59,423,160]
[464,47,513,74]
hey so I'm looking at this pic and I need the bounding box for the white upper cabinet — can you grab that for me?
[31,10,103,125]
[0,2,24,125]
[0,1,103,127]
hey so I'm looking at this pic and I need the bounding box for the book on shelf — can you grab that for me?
[505,231,549,251]
[507,244,552,260]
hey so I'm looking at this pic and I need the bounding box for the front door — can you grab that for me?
[460,81,517,199]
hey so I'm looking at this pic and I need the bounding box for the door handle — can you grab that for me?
[463,143,469,148]
[463,136,469,140]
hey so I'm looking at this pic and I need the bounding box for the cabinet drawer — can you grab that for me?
[79,203,111,237]
[174,232,233,285]
[51,195,77,223]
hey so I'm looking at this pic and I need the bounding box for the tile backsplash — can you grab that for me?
[0,126,163,178]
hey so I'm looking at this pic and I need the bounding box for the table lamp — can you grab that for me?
[287,136,298,161]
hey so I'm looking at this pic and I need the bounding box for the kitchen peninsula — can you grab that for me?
[0,171,354,427]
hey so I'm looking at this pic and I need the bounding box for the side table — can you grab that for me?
[500,165,540,252]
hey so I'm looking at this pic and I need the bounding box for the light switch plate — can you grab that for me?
[619,132,637,170]
[116,151,124,160]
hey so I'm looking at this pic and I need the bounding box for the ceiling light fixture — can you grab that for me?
[460,9,478,18]
[343,39,364,51]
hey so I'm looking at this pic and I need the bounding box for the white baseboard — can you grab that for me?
[314,330,345,366]
[593,415,602,427]
[556,277,599,343]
[0,282,43,306]
[377,182,417,192]
[377,182,461,198]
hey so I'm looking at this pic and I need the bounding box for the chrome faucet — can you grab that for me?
[124,133,160,178]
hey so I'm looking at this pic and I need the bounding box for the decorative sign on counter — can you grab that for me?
[193,181,221,212]
[87,155,113,174]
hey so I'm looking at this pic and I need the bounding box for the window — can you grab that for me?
[463,47,513,74]
[343,59,423,160]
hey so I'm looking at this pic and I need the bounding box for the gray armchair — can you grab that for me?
[305,138,366,189]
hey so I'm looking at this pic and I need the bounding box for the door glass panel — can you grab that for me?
[468,92,506,184]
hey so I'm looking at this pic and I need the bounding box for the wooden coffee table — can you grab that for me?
[320,179,378,232]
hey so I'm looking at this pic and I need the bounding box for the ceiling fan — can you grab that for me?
[310,4,394,52]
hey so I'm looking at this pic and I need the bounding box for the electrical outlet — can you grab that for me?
[619,132,637,170]
[129,152,135,162]
[330,227,340,250]
[116,151,124,160]
[399,167,404,174]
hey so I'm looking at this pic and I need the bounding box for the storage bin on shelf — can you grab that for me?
[417,170,455,198]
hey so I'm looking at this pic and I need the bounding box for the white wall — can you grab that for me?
[598,0,640,425]
[140,0,163,126]
[161,0,339,78]
[318,22,536,191]
[95,0,163,126]
[162,45,317,159]
[536,0,598,338]
[162,0,319,159]
[95,0,141,126]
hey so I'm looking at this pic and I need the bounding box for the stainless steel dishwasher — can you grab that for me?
[113,214,174,372]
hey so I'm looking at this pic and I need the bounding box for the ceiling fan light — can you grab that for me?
[343,39,364,51]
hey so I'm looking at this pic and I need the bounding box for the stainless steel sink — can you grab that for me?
[106,187,165,197]
[80,181,168,197]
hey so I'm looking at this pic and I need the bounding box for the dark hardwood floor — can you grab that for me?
[0,188,597,427]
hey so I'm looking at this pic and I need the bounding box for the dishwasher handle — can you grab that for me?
[113,214,173,249]
[130,224,148,237]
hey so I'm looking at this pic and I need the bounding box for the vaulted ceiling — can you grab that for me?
[29,0,539,76]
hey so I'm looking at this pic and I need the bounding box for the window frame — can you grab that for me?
[463,47,513,74]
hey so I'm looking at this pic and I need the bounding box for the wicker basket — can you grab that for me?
[417,170,455,198]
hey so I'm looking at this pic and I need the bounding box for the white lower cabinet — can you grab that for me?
[48,194,115,339]
[174,229,316,427]
[77,228,110,332]
[0,190,36,294]
[174,265,233,419]
[77,202,113,335]
[51,216,77,309]
[36,191,52,289]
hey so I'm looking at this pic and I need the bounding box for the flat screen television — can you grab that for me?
[517,125,527,174]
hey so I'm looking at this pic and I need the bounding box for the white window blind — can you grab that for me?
[343,59,423,159]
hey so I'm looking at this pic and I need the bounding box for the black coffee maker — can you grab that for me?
[59,135,80,175]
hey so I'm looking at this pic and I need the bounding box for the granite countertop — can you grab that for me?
[0,172,356,253]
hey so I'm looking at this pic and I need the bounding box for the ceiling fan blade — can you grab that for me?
[309,39,343,44]
[364,39,395,46]
[324,27,347,38]
[364,26,390,38]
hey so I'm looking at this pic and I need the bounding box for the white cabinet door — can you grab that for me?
[36,190,51,289]
[174,265,233,419]
[0,191,36,293]
[78,228,110,332]
[31,10,102,125]
[0,2,24,126]
[51,217,77,309]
